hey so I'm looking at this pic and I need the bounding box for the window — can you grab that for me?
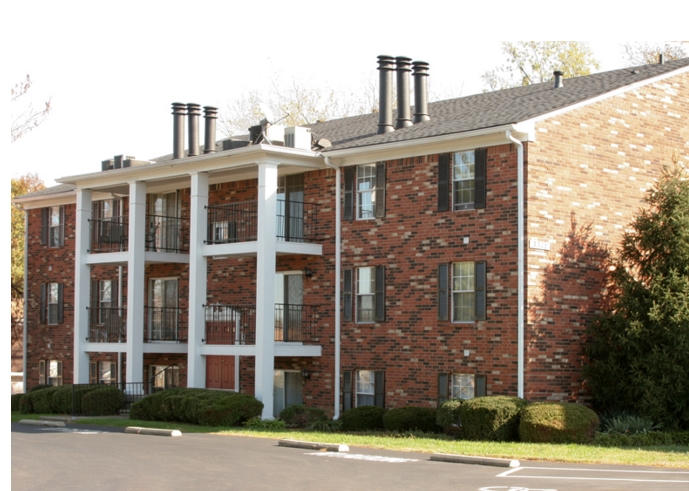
[273,370,303,417]
[150,365,180,391]
[149,278,178,341]
[343,370,385,410]
[437,262,486,322]
[90,361,117,384]
[352,266,385,323]
[438,373,486,404]
[99,280,112,323]
[40,206,64,247]
[437,149,486,212]
[39,360,63,386]
[40,283,63,325]
[344,163,385,220]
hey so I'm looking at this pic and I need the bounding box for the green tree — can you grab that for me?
[482,41,600,91]
[584,163,689,429]
[622,41,688,66]
[11,173,44,298]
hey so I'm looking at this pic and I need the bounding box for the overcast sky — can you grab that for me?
[5,1,687,187]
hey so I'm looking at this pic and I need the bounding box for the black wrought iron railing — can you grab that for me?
[276,200,320,243]
[206,201,258,244]
[88,307,127,343]
[274,303,318,342]
[144,306,188,342]
[89,216,128,253]
[204,304,256,345]
[68,382,168,415]
[146,215,189,253]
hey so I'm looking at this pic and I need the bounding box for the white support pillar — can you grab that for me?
[73,188,92,383]
[255,161,278,419]
[126,181,147,384]
[187,172,209,388]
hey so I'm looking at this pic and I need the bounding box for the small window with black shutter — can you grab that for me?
[344,163,386,220]
[438,149,487,211]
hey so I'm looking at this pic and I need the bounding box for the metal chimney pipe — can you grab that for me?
[659,53,665,64]
[203,106,218,154]
[553,71,564,89]
[377,55,395,134]
[187,103,202,157]
[172,102,187,160]
[412,61,430,123]
[395,56,412,129]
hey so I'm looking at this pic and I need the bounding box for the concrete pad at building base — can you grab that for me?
[125,426,182,437]
[431,453,519,467]
[19,419,65,427]
[278,439,349,452]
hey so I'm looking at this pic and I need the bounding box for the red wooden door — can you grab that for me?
[206,356,235,390]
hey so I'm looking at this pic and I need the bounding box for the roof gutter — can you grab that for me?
[323,155,341,420]
[506,130,525,399]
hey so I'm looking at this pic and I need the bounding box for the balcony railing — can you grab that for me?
[274,304,318,342]
[88,307,127,343]
[144,307,188,342]
[206,200,320,245]
[146,215,189,254]
[89,217,128,253]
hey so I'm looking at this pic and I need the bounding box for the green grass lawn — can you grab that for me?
[13,412,689,468]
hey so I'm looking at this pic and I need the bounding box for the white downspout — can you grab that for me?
[22,210,29,392]
[118,265,123,384]
[506,131,525,399]
[323,155,341,419]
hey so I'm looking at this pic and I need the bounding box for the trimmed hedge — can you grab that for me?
[437,399,463,433]
[593,430,689,447]
[30,386,59,414]
[383,407,441,433]
[278,405,328,428]
[519,402,599,444]
[11,394,23,412]
[197,394,264,426]
[339,406,387,432]
[18,394,33,414]
[81,386,125,416]
[459,396,529,442]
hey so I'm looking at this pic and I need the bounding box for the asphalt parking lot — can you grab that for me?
[11,422,689,491]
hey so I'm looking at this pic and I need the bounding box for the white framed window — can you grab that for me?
[356,370,375,406]
[100,361,116,384]
[452,262,475,322]
[356,267,375,323]
[149,278,178,341]
[451,373,475,400]
[99,280,112,324]
[150,365,180,391]
[438,372,486,404]
[49,206,62,247]
[453,151,475,210]
[39,360,63,386]
[47,283,60,325]
[357,164,377,219]
[213,220,229,242]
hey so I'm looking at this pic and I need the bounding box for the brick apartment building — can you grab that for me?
[15,56,689,419]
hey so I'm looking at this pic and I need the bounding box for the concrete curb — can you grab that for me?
[19,419,65,427]
[125,426,182,437]
[278,439,349,452]
[431,453,519,468]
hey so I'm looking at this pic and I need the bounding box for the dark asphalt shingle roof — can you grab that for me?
[16,183,76,199]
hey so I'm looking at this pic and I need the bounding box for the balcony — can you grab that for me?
[204,303,319,345]
[88,215,189,254]
[90,217,128,253]
[144,306,188,342]
[88,307,127,343]
[206,200,321,245]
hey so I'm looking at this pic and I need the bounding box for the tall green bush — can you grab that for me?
[383,407,441,433]
[519,402,599,444]
[278,404,328,428]
[585,165,689,430]
[459,396,528,441]
[339,406,387,432]
[436,399,464,433]
[81,386,125,416]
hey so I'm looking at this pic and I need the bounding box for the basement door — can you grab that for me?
[205,356,235,390]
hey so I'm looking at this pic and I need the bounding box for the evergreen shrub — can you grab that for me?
[339,406,387,431]
[519,402,599,444]
[459,396,528,441]
[383,407,441,433]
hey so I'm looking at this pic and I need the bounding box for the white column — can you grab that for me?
[73,188,92,383]
[126,181,147,383]
[255,161,278,419]
[187,172,209,388]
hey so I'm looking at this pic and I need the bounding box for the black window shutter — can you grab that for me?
[475,374,487,397]
[39,360,46,385]
[438,373,449,405]
[112,279,118,308]
[474,148,487,209]
[90,362,97,384]
[475,261,487,321]
[438,153,450,212]
[375,266,385,322]
[40,284,47,324]
[40,208,48,245]
[343,269,353,321]
[57,283,64,324]
[438,263,449,321]
[343,371,352,411]
[375,162,386,218]
[59,206,65,246]
[90,280,99,324]
[344,167,355,221]
[374,371,385,408]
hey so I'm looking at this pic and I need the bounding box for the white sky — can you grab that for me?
[5,0,686,187]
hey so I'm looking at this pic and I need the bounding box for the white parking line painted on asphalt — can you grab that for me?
[305,452,419,463]
[479,486,557,491]
[496,466,689,484]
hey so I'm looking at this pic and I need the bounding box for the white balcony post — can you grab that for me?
[73,188,92,383]
[126,181,147,384]
[255,161,278,419]
[188,172,209,388]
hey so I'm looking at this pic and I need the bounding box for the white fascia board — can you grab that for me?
[323,124,534,167]
[143,343,189,354]
[274,343,322,357]
[13,192,76,210]
[56,145,324,189]
[200,344,257,356]
[522,65,689,127]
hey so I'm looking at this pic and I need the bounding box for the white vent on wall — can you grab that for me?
[285,126,312,150]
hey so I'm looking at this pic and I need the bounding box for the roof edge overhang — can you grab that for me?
[323,123,535,166]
